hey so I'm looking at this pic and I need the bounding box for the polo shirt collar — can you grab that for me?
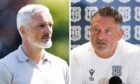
[16,45,29,62]
[43,50,51,62]
[16,45,51,63]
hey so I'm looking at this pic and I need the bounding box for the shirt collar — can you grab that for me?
[16,45,29,62]
[16,45,51,63]
[43,50,52,62]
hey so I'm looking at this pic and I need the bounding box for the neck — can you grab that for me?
[95,50,115,59]
[22,41,45,64]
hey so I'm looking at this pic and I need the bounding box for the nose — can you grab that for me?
[97,30,106,40]
[43,27,52,34]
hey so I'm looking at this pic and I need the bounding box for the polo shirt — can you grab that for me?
[0,45,69,84]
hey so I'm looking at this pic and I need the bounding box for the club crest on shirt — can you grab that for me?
[88,69,95,81]
[112,65,122,77]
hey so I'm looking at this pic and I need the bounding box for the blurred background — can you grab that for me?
[0,0,69,63]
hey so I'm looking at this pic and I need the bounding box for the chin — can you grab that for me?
[40,40,52,49]
[98,49,110,54]
[32,40,52,49]
[95,47,109,53]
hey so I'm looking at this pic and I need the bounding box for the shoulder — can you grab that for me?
[119,39,140,54]
[0,49,18,65]
[0,49,19,74]
[71,42,92,62]
[71,42,91,53]
[118,39,140,62]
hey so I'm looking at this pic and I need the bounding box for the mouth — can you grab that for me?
[41,33,51,42]
[95,40,107,48]
[96,41,106,45]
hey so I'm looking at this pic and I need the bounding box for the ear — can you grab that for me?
[19,26,28,37]
[88,27,91,38]
[118,28,124,40]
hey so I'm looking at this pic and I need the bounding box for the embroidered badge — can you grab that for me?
[112,65,122,77]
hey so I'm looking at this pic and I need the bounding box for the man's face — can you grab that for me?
[90,15,123,56]
[25,12,53,49]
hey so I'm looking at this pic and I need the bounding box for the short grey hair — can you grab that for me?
[16,4,52,30]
